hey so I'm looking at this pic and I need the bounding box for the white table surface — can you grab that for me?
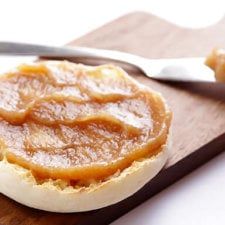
[0,1,225,224]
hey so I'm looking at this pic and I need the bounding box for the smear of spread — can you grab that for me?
[0,61,171,181]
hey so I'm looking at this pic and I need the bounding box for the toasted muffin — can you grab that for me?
[0,61,171,212]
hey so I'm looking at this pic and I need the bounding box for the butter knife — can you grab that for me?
[0,42,214,82]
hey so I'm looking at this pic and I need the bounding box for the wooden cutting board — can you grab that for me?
[1,12,225,225]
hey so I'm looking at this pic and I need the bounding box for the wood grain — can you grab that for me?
[1,12,225,225]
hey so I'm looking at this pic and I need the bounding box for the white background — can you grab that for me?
[0,1,225,224]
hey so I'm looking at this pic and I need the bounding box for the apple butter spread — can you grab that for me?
[205,48,225,82]
[0,61,171,181]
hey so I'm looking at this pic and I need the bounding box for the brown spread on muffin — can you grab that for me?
[0,61,171,182]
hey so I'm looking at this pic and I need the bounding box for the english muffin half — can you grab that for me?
[0,61,171,212]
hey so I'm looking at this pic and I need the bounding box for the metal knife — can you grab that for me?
[0,42,215,82]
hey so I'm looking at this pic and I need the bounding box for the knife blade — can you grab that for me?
[0,42,215,82]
